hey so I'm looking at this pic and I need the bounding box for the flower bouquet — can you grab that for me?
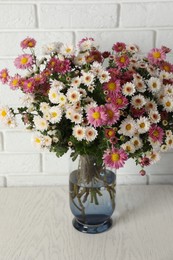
[0,37,173,233]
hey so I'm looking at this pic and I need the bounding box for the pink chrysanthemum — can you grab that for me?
[14,54,34,69]
[20,37,36,49]
[130,106,145,118]
[103,147,128,169]
[9,75,21,90]
[87,106,107,127]
[112,42,126,52]
[47,57,58,70]
[103,80,120,95]
[104,103,120,125]
[116,55,130,68]
[0,68,9,84]
[55,59,71,74]
[140,157,151,167]
[109,94,129,110]
[149,124,164,143]
[34,73,46,86]
[148,48,166,65]
[22,78,36,93]
[160,61,173,73]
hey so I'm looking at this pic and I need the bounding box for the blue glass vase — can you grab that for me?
[69,155,116,234]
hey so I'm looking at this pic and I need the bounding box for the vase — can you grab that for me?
[69,155,116,234]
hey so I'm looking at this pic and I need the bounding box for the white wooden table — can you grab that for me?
[0,185,173,260]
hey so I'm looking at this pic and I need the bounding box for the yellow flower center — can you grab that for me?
[111,153,120,162]
[92,112,100,119]
[117,98,123,105]
[35,138,41,143]
[27,82,32,88]
[52,93,57,98]
[21,57,28,64]
[163,65,170,72]
[166,101,171,107]
[153,130,159,137]
[153,52,161,59]
[134,140,139,146]
[120,56,125,63]
[108,130,114,137]
[108,82,116,91]
[139,122,145,128]
[2,72,7,78]
[28,42,34,47]
[51,112,57,118]
[152,82,157,88]
[1,110,7,117]
[12,79,19,86]
[66,48,71,53]
[107,109,114,118]
[126,124,132,131]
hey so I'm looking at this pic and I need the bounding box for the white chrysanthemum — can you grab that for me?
[166,135,173,148]
[71,77,81,88]
[149,138,161,149]
[91,62,103,76]
[79,39,98,52]
[71,112,82,124]
[133,79,146,93]
[131,136,143,150]
[147,150,161,164]
[126,44,139,53]
[136,116,150,134]
[65,108,74,120]
[85,127,98,142]
[74,54,87,66]
[146,64,158,77]
[159,71,173,81]
[163,84,173,96]
[149,110,161,124]
[160,144,168,152]
[42,42,63,55]
[145,98,157,112]
[20,94,34,107]
[49,106,62,123]
[43,135,52,147]
[118,117,136,137]
[5,116,17,128]
[121,141,136,153]
[40,102,50,113]
[162,96,173,112]
[87,85,95,93]
[32,133,43,149]
[48,87,59,104]
[67,87,81,103]
[43,112,51,121]
[60,44,74,57]
[34,116,49,131]
[85,101,97,113]
[122,82,136,96]
[58,94,67,106]
[148,77,161,93]
[0,106,11,121]
[73,125,85,141]
[51,80,64,90]
[131,94,146,109]
[79,88,87,97]
[82,72,94,86]
[166,130,172,137]
[98,70,110,83]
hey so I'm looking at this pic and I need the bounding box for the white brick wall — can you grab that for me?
[0,0,173,186]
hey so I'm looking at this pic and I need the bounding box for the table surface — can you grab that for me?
[0,185,173,260]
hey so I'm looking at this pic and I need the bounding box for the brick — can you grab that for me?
[0,153,41,174]
[43,151,77,175]
[4,131,38,152]
[7,175,68,187]
[121,2,173,27]
[117,174,147,185]
[39,4,118,29]
[0,176,5,187]
[157,30,173,50]
[0,132,3,151]
[0,31,74,57]
[0,4,36,29]
[76,30,154,53]
[146,152,173,175]
[149,175,173,184]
